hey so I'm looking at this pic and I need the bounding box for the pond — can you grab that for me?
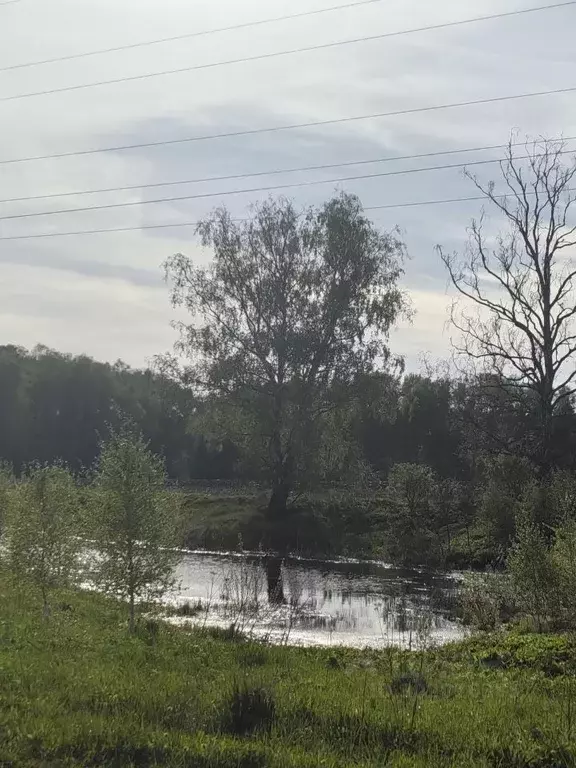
[166,551,465,649]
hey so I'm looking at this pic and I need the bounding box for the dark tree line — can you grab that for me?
[0,345,237,479]
[4,344,576,485]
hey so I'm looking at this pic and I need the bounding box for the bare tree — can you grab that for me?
[438,138,576,474]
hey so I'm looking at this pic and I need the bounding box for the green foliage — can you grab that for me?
[0,461,13,537]
[91,427,182,631]
[508,505,558,631]
[385,463,440,565]
[165,193,407,515]
[459,572,519,631]
[549,469,576,524]
[224,683,277,735]
[477,454,534,556]
[4,464,81,613]
[1,574,576,767]
[466,482,576,633]
[551,520,576,625]
[442,632,576,676]
[0,344,231,481]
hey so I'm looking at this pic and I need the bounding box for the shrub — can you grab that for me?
[91,425,183,633]
[385,463,441,566]
[173,600,203,617]
[4,464,81,616]
[551,520,576,627]
[389,670,428,695]
[459,572,519,631]
[477,455,533,556]
[508,507,558,632]
[223,683,276,735]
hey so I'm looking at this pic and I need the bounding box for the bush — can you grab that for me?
[173,600,203,617]
[508,506,558,632]
[385,463,441,566]
[223,683,276,735]
[477,455,533,556]
[4,464,82,616]
[551,520,576,627]
[459,572,519,631]
[442,632,576,676]
[389,670,428,695]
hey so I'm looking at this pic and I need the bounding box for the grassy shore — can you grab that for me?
[181,492,389,561]
[1,571,575,767]
[180,492,491,568]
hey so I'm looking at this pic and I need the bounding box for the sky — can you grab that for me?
[1,0,575,371]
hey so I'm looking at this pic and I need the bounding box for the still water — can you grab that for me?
[167,552,465,649]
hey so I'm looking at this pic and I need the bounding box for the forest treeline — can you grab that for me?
[4,342,576,567]
[8,343,576,484]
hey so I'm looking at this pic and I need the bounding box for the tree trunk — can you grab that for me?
[264,555,285,604]
[265,482,290,604]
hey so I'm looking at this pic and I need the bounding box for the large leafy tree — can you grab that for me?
[165,194,406,600]
[165,193,407,520]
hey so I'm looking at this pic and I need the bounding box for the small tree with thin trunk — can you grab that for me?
[5,465,81,616]
[91,426,181,632]
[438,138,576,476]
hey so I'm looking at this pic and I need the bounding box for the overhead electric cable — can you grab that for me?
[3,187,575,241]
[1,3,575,102]
[0,0,381,72]
[2,86,576,166]
[1,137,573,205]
[1,149,573,222]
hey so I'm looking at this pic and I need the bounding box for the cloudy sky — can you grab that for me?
[0,0,575,370]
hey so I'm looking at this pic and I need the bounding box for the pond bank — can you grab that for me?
[181,492,484,569]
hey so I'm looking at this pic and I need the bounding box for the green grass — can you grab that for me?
[1,571,576,766]
[181,492,387,561]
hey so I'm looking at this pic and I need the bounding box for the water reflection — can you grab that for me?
[170,552,464,648]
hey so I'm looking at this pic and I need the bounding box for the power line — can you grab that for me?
[3,188,575,241]
[1,136,573,205]
[0,1,380,73]
[0,0,20,6]
[3,86,576,167]
[2,2,575,103]
[2,149,574,222]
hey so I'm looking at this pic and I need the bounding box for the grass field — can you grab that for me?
[1,570,575,767]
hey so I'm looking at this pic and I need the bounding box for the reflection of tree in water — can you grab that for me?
[185,553,461,645]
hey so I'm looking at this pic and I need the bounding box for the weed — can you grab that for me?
[389,670,428,695]
[237,645,268,668]
[173,600,204,617]
[223,683,276,736]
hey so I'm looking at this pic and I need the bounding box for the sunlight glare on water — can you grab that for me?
[166,552,464,649]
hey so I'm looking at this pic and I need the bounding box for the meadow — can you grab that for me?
[1,569,575,767]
